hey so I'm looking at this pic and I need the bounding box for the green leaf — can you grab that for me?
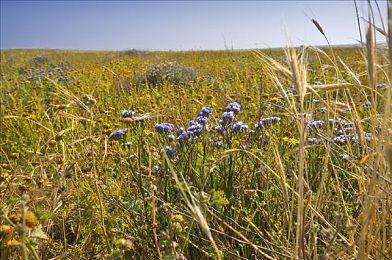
[210,189,229,206]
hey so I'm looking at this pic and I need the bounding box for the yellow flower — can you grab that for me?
[6,239,20,247]
[270,97,282,103]
[282,137,300,145]
[0,225,14,236]
[25,210,39,228]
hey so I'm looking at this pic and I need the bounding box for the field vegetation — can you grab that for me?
[1,8,392,260]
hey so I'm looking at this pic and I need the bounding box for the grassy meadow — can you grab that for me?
[1,24,392,259]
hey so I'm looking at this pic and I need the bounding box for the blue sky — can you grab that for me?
[0,1,388,50]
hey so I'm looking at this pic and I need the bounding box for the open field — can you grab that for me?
[0,39,391,259]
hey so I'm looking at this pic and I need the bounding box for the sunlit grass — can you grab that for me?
[1,18,391,259]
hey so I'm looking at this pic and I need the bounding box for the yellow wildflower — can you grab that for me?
[25,210,39,228]
[0,225,14,236]
[6,239,20,247]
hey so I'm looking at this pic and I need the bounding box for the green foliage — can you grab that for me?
[145,61,198,86]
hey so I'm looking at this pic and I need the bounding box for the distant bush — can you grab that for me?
[120,49,147,57]
[31,55,49,63]
[145,61,198,86]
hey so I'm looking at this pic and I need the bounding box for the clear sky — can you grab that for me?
[0,1,388,51]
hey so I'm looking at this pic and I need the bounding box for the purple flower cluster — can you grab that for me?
[197,106,213,118]
[215,125,226,137]
[219,111,235,125]
[307,137,319,144]
[26,66,72,82]
[155,123,175,134]
[333,134,357,144]
[176,107,213,143]
[363,100,371,109]
[225,102,241,114]
[232,121,249,133]
[308,120,324,129]
[109,129,127,138]
[255,116,281,128]
[120,142,132,148]
[162,146,175,157]
[121,109,134,119]
[196,106,213,125]
[213,140,224,148]
[328,119,353,127]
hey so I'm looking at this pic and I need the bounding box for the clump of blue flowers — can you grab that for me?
[308,120,324,129]
[162,146,175,157]
[109,129,127,139]
[225,102,241,114]
[155,123,175,134]
[255,116,281,128]
[232,121,249,133]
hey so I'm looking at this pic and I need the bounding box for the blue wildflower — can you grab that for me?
[196,115,209,125]
[153,165,161,175]
[332,119,352,127]
[129,154,137,160]
[365,132,372,140]
[189,120,197,126]
[215,125,226,137]
[307,137,319,144]
[270,116,281,123]
[178,132,191,143]
[168,134,176,142]
[363,100,371,109]
[334,128,344,135]
[255,116,281,128]
[176,127,185,135]
[342,153,353,161]
[213,140,224,148]
[232,122,249,133]
[121,109,134,119]
[197,106,213,118]
[239,145,247,150]
[320,107,327,113]
[162,147,175,157]
[120,141,132,148]
[333,136,347,144]
[225,102,241,114]
[220,111,235,125]
[187,122,203,137]
[344,127,353,133]
[109,129,127,139]
[328,119,339,125]
[308,120,324,129]
[155,123,175,134]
